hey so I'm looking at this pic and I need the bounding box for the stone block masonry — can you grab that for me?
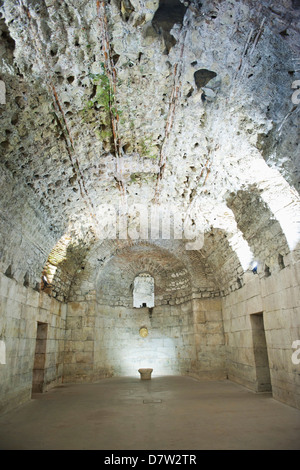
[0,0,299,417]
[1,263,299,412]
[223,261,300,409]
[62,296,226,383]
[0,273,66,414]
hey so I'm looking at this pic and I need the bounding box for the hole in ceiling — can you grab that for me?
[117,0,135,22]
[152,0,188,53]
[0,18,15,53]
[194,69,217,90]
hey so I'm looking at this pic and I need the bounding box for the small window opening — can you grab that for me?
[278,254,285,270]
[133,273,154,308]
[4,265,13,278]
[264,264,271,277]
[23,272,30,287]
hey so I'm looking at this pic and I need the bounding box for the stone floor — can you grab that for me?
[0,376,299,450]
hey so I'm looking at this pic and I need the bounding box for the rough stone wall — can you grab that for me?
[0,273,66,414]
[63,301,193,379]
[222,260,300,409]
[95,302,195,377]
[55,232,231,321]
[200,228,246,296]
[90,241,197,307]
[0,0,299,414]
[45,236,224,305]
[192,297,226,380]
[61,235,226,381]
[63,296,225,380]
[0,163,60,290]
[1,0,299,303]
[1,0,299,254]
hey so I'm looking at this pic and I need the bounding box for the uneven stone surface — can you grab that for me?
[0,273,66,413]
[0,0,299,292]
[0,0,299,416]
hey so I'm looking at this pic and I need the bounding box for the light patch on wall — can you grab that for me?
[133,273,155,308]
[245,162,300,252]
[118,337,178,376]
[260,178,300,251]
[203,203,253,270]
[46,264,57,284]
[273,209,300,251]
[0,340,6,364]
[229,231,254,271]
[45,234,72,283]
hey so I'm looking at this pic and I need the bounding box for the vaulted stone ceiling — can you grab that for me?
[0,0,299,300]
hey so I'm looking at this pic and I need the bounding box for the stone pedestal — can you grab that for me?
[138,368,153,380]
